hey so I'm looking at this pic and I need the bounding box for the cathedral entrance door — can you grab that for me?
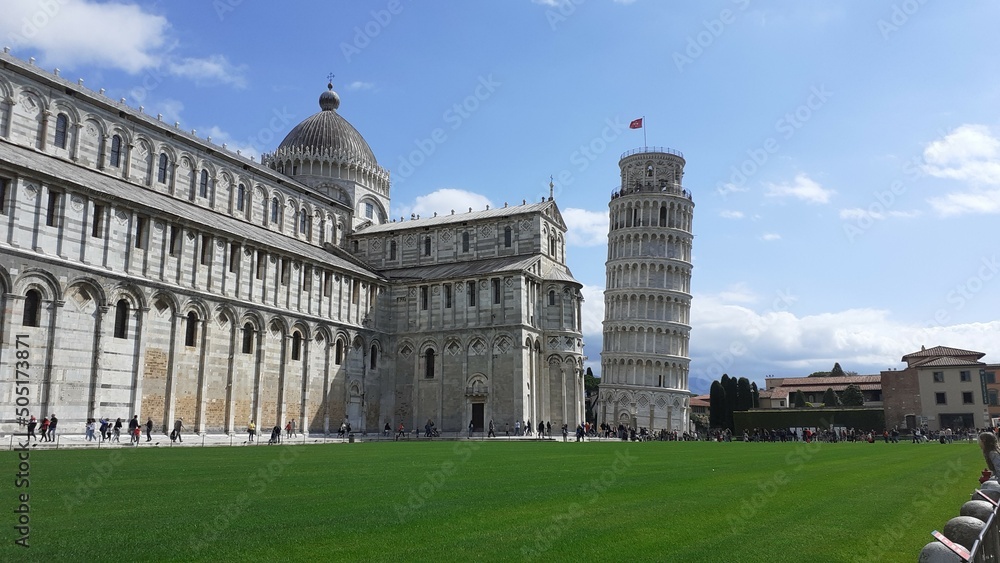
[472,403,485,432]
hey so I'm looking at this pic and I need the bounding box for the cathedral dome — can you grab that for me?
[276,83,378,169]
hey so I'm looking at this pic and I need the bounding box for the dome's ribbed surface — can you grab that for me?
[276,85,378,168]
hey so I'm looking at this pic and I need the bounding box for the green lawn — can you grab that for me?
[0,440,984,562]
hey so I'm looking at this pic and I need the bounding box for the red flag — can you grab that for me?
[629,118,643,129]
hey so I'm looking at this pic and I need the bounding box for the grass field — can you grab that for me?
[0,439,985,562]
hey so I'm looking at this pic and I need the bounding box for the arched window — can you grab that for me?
[22,289,41,327]
[109,134,123,167]
[370,345,378,369]
[425,349,435,379]
[157,153,169,184]
[236,184,245,212]
[424,236,431,256]
[659,205,667,227]
[54,113,68,149]
[113,299,129,339]
[241,322,254,354]
[199,169,209,198]
[184,311,198,347]
[548,290,556,306]
[389,240,397,261]
[462,232,470,252]
[291,331,302,361]
[504,226,512,248]
[299,209,308,234]
[270,197,280,225]
[335,339,344,365]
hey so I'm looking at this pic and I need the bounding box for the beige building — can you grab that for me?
[0,50,584,435]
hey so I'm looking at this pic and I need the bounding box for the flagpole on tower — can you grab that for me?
[643,115,647,148]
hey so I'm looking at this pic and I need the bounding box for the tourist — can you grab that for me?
[248,421,256,442]
[128,415,140,439]
[546,421,552,437]
[173,418,184,442]
[39,416,50,442]
[26,416,37,442]
[468,420,474,438]
[48,414,58,441]
[504,422,510,437]
[514,420,521,436]
[488,419,496,438]
[113,417,123,442]
[285,420,293,438]
[538,421,544,438]
[395,422,405,441]
[290,419,297,437]
[145,417,153,442]
[980,432,1000,479]
[85,418,96,441]
[131,424,141,445]
[99,417,109,441]
[384,422,391,437]
[526,420,532,436]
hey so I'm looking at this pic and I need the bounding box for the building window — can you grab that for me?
[291,332,302,361]
[960,370,971,382]
[109,134,123,167]
[504,226,512,248]
[45,190,61,227]
[370,345,378,370]
[256,251,266,280]
[23,289,41,327]
[462,232,470,252]
[91,204,104,238]
[54,113,68,149]
[365,202,374,219]
[548,290,556,306]
[424,236,431,256]
[241,323,254,354]
[335,340,344,365]
[0,177,8,215]
[933,371,944,383]
[236,184,245,212]
[990,389,999,407]
[280,258,290,285]
[185,312,198,347]
[299,209,308,235]
[425,349,435,379]
[302,265,312,292]
[262,198,269,225]
[323,271,332,297]
[229,243,240,273]
[134,215,147,249]
[352,279,360,305]
[492,278,501,304]
[467,281,476,306]
[420,286,429,310]
[199,169,209,198]
[935,392,946,405]
[270,197,280,225]
[169,225,181,256]
[389,240,397,261]
[963,391,974,404]
[200,235,212,265]
[157,153,169,184]
[444,284,452,309]
[113,299,129,339]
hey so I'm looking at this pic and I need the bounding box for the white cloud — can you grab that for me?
[563,208,608,247]
[719,210,744,219]
[687,289,1000,392]
[838,208,921,220]
[155,99,184,125]
[716,182,750,198]
[201,125,259,159]
[760,232,781,241]
[167,55,247,88]
[346,81,374,91]
[393,188,492,221]
[764,173,835,204]
[579,284,605,339]
[923,125,1000,216]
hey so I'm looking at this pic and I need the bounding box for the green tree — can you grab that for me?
[792,390,807,408]
[709,380,727,428]
[722,374,738,430]
[736,377,753,411]
[584,368,599,423]
[830,362,846,378]
[750,381,760,408]
[808,371,831,378]
[822,387,840,407]
[841,384,865,406]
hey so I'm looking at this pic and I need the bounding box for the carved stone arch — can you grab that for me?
[149,291,180,316]
[156,143,178,163]
[107,123,134,146]
[178,153,197,174]
[314,324,334,345]
[547,354,563,366]
[214,304,239,327]
[0,264,12,294]
[533,340,541,353]
[290,321,311,340]
[180,298,210,320]
[14,268,61,300]
[266,315,290,337]
[50,98,82,124]
[107,283,147,312]
[0,74,13,101]
[16,85,49,112]
[419,339,438,355]
[238,309,265,332]
[351,334,365,351]
[64,279,104,313]
[82,115,108,139]
[492,333,512,355]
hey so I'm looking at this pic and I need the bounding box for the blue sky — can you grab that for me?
[4,0,1000,394]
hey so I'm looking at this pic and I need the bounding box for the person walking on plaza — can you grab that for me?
[26,416,37,442]
[128,415,139,441]
[290,419,297,437]
[395,422,405,441]
[248,421,256,443]
[113,417,123,442]
[85,418,96,441]
[514,420,520,436]
[546,421,552,437]
[48,414,58,441]
[173,418,184,442]
[285,420,293,439]
[99,417,109,441]
[468,420,474,438]
[488,419,496,438]
[145,417,153,442]
[538,421,545,438]
[39,416,50,442]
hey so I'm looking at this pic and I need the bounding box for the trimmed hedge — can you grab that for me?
[734,408,885,433]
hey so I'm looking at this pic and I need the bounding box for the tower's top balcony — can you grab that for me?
[620,146,684,160]
[611,183,693,201]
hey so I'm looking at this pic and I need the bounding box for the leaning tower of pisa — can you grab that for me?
[597,147,694,432]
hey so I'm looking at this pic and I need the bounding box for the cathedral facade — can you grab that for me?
[0,50,585,435]
[597,147,694,432]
